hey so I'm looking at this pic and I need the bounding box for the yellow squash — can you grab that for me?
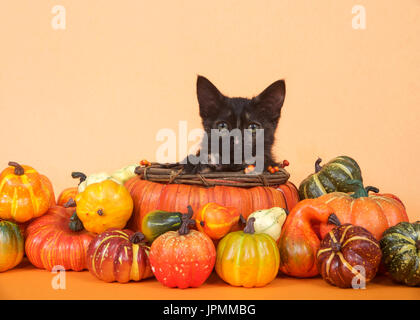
[75,180,133,234]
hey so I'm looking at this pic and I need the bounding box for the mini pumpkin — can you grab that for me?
[87,229,153,283]
[149,206,216,288]
[317,223,382,288]
[56,172,86,206]
[75,180,133,234]
[0,162,55,222]
[195,203,240,240]
[380,221,420,286]
[0,220,24,272]
[216,217,280,287]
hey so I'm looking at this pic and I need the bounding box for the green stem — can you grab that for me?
[347,179,369,198]
[69,212,84,232]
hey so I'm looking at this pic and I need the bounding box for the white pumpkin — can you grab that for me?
[247,207,287,242]
[78,172,121,193]
[111,164,137,184]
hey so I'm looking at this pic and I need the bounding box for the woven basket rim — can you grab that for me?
[134,163,290,188]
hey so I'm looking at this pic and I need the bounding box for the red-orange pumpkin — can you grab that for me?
[25,206,95,271]
[87,229,153,283]
[149,208,216,288]
[195,203,240,240]
[0,162,56,223]
[125,177,299,232]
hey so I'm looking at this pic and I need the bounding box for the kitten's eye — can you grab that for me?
[248,123,260,132]
[217,122,229,131]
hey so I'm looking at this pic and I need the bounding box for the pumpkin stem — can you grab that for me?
[365,186,380,194]
[239,214,246,225]
[315,158,323,173]
[97,209,104,216]
[130,232,146,244]
[346,179,369,198]
[8,161,24,175]
[244,217,256,234]
[69,212,84,232]
[331,241,341,252]
[178,205,195,236]
[63,198,77,208]
[284,208,289,215]
[71,172,87,185]
[328,213,341,226]
[200,221,205,227]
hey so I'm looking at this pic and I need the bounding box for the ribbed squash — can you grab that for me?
[299,156,362,199]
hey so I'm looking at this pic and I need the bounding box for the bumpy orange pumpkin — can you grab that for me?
[149,207,216,288]
[317,180,409,240]
[125,177,299,232]
[75,180,133,234]
[0,162,55,223]
[195,203,240,240]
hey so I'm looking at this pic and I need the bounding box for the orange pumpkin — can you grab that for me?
[25,206,95,271]
[125,177,299,232]
[0,162,55,223]
[57,172,86,206]
[149,207,216,288]
[195,203,240,240]
[317,180,409,240]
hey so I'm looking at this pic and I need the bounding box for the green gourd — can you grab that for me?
[380,221,420,287]
[141,210,183,243]
[299,156,363,199]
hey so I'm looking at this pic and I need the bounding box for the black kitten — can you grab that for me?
[182,75,286,173]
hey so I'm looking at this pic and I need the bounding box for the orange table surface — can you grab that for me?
[0,259,418,300]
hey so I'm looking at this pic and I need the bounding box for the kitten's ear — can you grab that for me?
[254,80,286,120]
[197,75,224,118]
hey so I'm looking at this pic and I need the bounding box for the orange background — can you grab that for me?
[0,1,419,299]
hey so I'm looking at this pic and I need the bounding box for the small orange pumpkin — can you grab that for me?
[317,180,409,240]
[57,172,86,206]
[0,162,55,223]
[195,203,240,240]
